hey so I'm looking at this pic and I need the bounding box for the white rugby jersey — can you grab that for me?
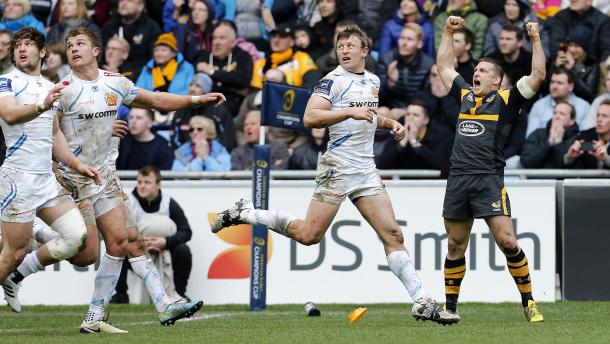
[0,69,55,173]
[56,69,138,181]
[311,65,380,170]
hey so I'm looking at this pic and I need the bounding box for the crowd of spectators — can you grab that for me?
[2,0,610,173]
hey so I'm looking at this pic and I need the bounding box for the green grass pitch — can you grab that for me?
[1,302,609,343]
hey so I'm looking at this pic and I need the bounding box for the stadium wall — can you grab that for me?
[15,180,556,305]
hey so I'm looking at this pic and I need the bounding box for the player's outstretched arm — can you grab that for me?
[51,116,102,185]
[304,95,375,128]
[436,16,463,91]
[130,89,226,112]
[0,83,65,125]
[521,22,546,94]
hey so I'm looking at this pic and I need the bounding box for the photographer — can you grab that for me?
[563,99,610,169]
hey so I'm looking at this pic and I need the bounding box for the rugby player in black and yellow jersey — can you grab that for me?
[435,16,546,324]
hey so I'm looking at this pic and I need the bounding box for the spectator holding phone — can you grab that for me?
[563,99,610,169]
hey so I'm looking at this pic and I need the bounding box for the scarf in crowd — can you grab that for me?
[152,59,178,91]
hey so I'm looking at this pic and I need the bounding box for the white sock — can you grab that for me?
[15,251,44,279]
[387,250,428,301]
[86,253,124,323]
[241,209,295,237]
[129,255,173,312]
[32,220,59,244]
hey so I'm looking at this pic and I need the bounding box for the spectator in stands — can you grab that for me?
[312,0,343,52]
[173,0,215,64]
[195,20,253,116]
[42,42,71,83]
[163,0,218,32]
[488,24,532,84]
[0,0,46,34]
[378,0,435,58]
[102,36,139,82]
[483,0,548,57]
[172,73,236,151]
[416,64,461,132]
[378,23,433,118]
[354,0,401,45]
[527,67,590,137]
[521,101,579,168]
[102,0,162,77]
[563,99,610,169]
[117,108,174,170]
[113,166,194,303]
[546,0,610,63]
[231,110,290,170]
[47,0,102,45]
[0,29,13,74]
[582,73,610,130]
[434,0,488,59]
[376,100,453,177]
[136,32,194,95]
[316,20,377,77]
[288,128,327,170]
[172,116,231,171]
[251,24,319,90]
[452,27,476,84]
[222,0,275,51]
[550,24,599,103]
[294,25,324,61]
[271,0,321,27]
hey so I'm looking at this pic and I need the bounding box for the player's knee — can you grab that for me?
[388,227,404,245]
[10,248,28,265]
[500,240,519,256]
[447,238,467,257]
[47,208,88,260]
[295,231,323,246]
[70,250,97,267]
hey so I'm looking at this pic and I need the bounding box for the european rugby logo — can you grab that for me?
[458,120,485,136]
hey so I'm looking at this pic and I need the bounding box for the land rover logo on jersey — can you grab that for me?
[105,92,118,106]
[466,93,474,102]
[458,120,485,136]
[282,89,295,111]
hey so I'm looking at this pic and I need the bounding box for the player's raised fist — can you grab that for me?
[526,22,539,37]
[445,16,464,31]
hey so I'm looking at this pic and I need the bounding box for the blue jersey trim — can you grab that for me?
[5,132,27,158]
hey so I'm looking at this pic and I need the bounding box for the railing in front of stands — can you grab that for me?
[114,169,610,180]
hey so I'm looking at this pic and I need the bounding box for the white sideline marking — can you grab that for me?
[0,312,237,334]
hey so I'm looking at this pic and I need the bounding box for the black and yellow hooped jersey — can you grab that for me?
[449,75,527,175]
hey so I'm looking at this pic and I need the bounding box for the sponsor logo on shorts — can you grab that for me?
[492,200,501,211]
[458,120,485,136]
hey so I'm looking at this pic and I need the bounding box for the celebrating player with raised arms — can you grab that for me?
[435,16,546,323]
[211,25,453,324]
[0,27,100,312]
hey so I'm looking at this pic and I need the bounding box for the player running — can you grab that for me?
[51,27,224,334]
[212,25,449,324]
[435,16,546,323]
[0,27,100,312]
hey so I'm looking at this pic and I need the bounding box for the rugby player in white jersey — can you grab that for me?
[0,27,101,312]
[53,27,224,334]
[211,25,450,324]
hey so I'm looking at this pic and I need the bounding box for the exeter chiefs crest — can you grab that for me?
[105,92,118,106]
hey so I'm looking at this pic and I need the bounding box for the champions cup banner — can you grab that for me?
[250,145,271,310]
[261,81,309,130]
[11,180,556,306]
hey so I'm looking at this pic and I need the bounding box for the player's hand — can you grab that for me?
[43,83,67,110]
[445,16,464,32]
[525,22,539,37]
[195,140,210,159]
[589,140,608,161]
[144,236,166,253]
[566,140,583,159]
[199,92,226,107]
[74,161,102,186]
[392,120,406,141]
[347,107,375,123]
[112,120,128,138]
[387,60,399,83]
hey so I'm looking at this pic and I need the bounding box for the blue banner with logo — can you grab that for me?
[261,81,309,130]
[250,144,270,311]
